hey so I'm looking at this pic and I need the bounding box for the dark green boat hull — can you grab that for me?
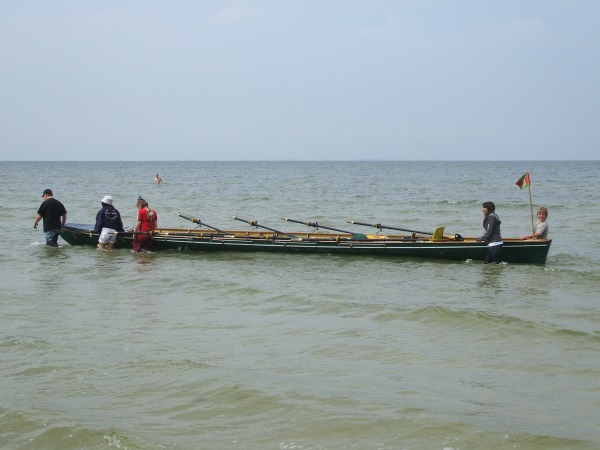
[60,224,551,264]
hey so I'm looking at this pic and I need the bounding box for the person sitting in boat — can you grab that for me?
[478,201,503,264]
[133,198,158,252]
[521,206,549,240]
[94,195,124,251]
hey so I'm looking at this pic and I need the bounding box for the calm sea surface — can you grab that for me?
[1,161,599,450]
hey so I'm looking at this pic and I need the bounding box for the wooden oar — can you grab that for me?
[109,230,151,236]
[348,220,461,241]
[348,220,433,235]
[282,217,354,234]
[176,213,223,232]
[231,216,297,239]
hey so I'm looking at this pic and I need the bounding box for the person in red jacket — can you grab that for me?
[133,197,157,252]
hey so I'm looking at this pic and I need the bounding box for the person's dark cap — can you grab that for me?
[42,189,53,197]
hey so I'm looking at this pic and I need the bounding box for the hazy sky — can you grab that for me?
[2,1,599,161]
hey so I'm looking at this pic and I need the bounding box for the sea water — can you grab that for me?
[1,160,599,449]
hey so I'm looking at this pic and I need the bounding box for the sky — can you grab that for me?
[1,1,599,161]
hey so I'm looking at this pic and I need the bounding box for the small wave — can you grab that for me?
[545,253,600,279]
[0,335,55,351]
[403,305,600,343]
[0,410,154,450]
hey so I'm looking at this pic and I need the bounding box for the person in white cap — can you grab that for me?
[94,195,124,250]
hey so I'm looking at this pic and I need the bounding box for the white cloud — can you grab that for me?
[215,1,264,25]
[358,15,416,39]
[488,17,545,43]
[512,18,544,34]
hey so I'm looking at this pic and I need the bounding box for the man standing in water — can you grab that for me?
[34,189,67,247]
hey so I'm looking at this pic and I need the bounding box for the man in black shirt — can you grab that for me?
[34,189,68,247]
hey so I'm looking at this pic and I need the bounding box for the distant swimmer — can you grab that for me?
[154,173,163,184]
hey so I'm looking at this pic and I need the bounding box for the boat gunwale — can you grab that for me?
[59,223,551,264]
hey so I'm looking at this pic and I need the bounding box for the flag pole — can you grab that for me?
[527,172,534,233]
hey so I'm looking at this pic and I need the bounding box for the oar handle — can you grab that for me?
[231,216,256,226]
[283,217,353,234]
[176,213,223,232]
[232,216,296,238]
[176,213,199,223]
[282,217,314,227]
[348,220,432,235]
[282,217,325,230]
[348,220,383,229]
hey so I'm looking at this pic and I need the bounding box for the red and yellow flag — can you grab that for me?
[516,172,531,190]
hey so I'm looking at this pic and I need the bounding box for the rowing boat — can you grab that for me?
[59,215,552,264]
